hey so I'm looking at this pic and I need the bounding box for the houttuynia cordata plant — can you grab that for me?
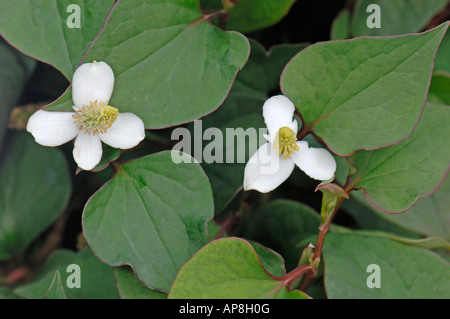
[0,0,449,301]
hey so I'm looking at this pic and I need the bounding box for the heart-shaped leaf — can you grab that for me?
[323,233,450,298]
[168,237,310,299]
[14,247,119,299]
[0,0,115,79]
[82,151,214,292]
[280,22,449,156]
[349,176,450,242]
[46,0,250,129]
[379,174,450,241]
[347,102,450,213]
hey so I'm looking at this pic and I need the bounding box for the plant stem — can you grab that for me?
[297,197,345,291]
[312,197,345,262]
[296,124,313,141]
[294,109,312,141]
[202,9,228,26]
[271,265,316,290]
[298,179,355,291]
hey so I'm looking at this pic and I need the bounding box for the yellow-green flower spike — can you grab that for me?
[73,100,119,135]
[274,126,299,159]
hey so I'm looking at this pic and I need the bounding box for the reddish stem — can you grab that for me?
[298,178,355,291]
[271,265,316,290]
[311,197,344,262]
[6,267,30,283]
[296,124,312,141]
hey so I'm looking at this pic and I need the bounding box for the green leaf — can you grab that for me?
[14,247,120,299]
[435,32,450,73]
[0,41,36,149]
[379,174,450,241]
[225,0,297,33]
[248,241,286,277]
[280,22,449,156]
[82,151,214,292]
[168,237,309,299]
[198,223,286,275]
[428,72,450,105]
[347,102,450,213]
[42,271,67,299]
[331,226,450,251]
[0,287,23,299]
[0,132,71,260]
[114,266,167,299]
[238,199,321,271]
[351,0,449,37]
[350,173,450,242]
[0,0,115,79]
[46,0,250,129]
[331,9,350,40]
[341,190,425,238]
[323,233,450,298]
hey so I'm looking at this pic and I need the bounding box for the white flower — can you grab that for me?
[243,95,336,193]
[27,61,145,171]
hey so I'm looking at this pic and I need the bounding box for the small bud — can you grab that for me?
[9,103,47,130]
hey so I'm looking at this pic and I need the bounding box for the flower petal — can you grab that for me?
[99,113,145,149]
[291,141,337,181]
[26,110,78,146]
[72,61,114,108]
[73,133,103,170]
[263,95,298,143]
[244,142,295,193]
